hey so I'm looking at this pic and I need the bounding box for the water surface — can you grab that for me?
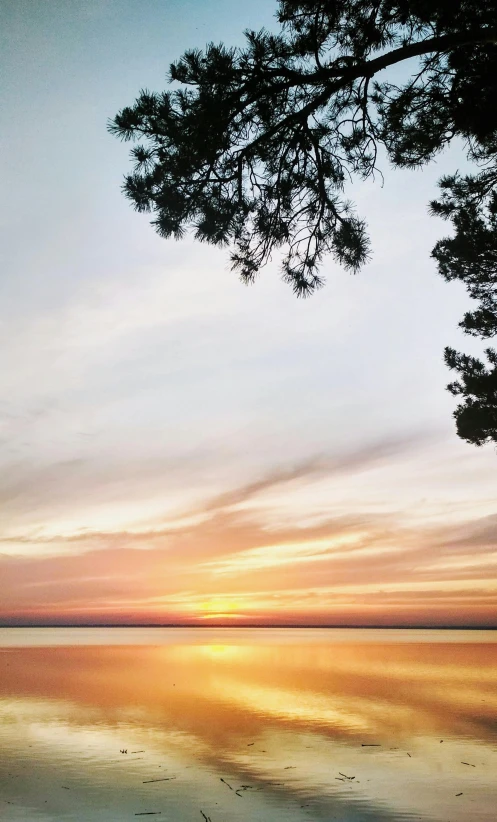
[1,628,496,821]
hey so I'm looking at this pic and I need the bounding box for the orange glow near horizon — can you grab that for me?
[197,598,243,620]
[1,445,497,628]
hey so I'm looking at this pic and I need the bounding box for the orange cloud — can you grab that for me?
[1,440,496,626]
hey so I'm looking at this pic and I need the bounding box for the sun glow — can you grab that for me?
[198,598,241,619]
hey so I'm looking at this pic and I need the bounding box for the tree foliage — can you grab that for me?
[110,0,497,447]
[445,347,497,445]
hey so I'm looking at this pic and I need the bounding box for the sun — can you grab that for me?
[198,598,241,619]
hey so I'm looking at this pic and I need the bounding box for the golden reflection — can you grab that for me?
[1,640,497,747]
[199,644,245,660]
[2,635,497,822]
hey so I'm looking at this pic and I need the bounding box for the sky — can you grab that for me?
[0,0,496,627]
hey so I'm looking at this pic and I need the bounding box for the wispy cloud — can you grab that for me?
[205,532,375,574]
[0,435,496,625]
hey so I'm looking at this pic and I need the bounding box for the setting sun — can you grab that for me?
[198,598,241,620]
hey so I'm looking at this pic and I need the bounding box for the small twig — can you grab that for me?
[142,778,176,784]
[220,778,233,791]
[461,762,475,767]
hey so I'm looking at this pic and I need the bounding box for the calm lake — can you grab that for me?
[1,628,496,821]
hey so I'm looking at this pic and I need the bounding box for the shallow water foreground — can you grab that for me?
[1,628,496,822]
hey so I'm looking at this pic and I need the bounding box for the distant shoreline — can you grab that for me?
[1,624,496,630]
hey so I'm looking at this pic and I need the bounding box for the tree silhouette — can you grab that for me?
[109,0,497,447]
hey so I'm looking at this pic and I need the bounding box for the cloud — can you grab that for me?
[440,514,497,552]
[0,433,419,549]
[0,433,495,626]
[1,501,496,626]
[201,432,429,513]
[204,532,377,575]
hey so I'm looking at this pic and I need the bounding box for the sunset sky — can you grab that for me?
[1,0,496,627]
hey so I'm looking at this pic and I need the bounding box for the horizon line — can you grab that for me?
[1,623,496,630]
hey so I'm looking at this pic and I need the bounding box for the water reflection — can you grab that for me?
[1,630,496,821]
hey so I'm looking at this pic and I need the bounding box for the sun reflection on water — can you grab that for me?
[1,630,497,821]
